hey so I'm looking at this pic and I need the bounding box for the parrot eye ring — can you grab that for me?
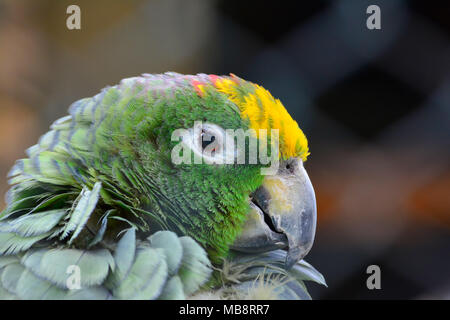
[186,122,237,164]
[201,130,216,150]
[196,124,224,157]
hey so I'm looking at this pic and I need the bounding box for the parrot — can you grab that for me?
[0,72,326,300]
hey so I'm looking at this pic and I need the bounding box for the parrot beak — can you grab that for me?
[231,158,317,269]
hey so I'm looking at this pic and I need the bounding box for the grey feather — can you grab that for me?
[148,231,183,275]
[107,227,136,288]
[158,276,185,300]
[1,263,25,295]
[22,248,114,289]
[15,269,67,300]
[0,232,51,255]
[0,209,66,237]
[177,237,212,296]
[112,247,168,300]
[61,182,102,243]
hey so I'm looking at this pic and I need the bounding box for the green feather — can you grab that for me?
[1,193,49,220]
[61,182,102,244]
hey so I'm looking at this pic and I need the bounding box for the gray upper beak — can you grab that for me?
[231,158,317,269]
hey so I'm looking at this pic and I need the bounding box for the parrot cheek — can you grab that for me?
[231,158,317,269]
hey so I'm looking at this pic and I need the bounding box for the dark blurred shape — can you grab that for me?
[217,0,328,43]
[321,263,425,300]
[316,67,425,139]
[410,0,450,37]
[407,170,450,227]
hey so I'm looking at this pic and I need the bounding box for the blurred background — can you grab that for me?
[0,0,448,299]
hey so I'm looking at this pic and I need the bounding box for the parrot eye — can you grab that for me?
[197,125,223,160]
[201,131,216,151]
[185,122,236,164]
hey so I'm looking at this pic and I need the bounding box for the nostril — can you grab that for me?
[285,162,295,173]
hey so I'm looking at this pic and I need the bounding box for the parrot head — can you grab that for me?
[111,73,317,268]
[4,72,316,270]
[0,72,323,300]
